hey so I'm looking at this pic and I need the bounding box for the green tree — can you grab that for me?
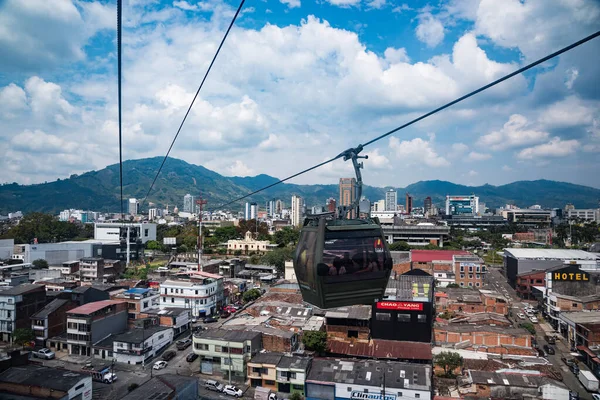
[13,328,35,347]
[289,393,304,400]
[261,247,294,273]
[32,259,49,269]
[389,241,410,251]
[433,351,463,378]
[236,219,269,238]
[520,322,536,335]
[213,226,238,242]
[146,240,161,250]
[243,288,263,303]
[272,227,300,247]
[302,330,327,355]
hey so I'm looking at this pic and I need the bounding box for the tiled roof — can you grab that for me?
[328,339,432,361]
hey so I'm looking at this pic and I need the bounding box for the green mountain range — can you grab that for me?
[0,157,598,214]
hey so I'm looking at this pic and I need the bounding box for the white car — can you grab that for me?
[530,316,539,323]
[102,372,118,384]
[591,394,600,400]
[222,385,243,397]
[517,313,526,319]
[153,360,168,370]
[34,348,56,360]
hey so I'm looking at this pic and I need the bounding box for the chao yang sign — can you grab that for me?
[376,301,423,311]
[351,391,397,400]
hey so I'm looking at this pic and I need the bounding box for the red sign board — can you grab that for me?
[376,301,423,311]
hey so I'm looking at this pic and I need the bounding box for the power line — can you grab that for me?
[210,29,600,211]
[117,0,124,218]
[141,0,246,207]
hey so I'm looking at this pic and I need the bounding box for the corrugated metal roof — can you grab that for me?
[504,248,598,260]
[327,339,432,361]
[411,250,470,263]
[67,300,125,315]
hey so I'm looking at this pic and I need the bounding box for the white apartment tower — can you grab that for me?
[128,198,139,216]
[183,194,195,213]
[291,195,303,227]
[385,189,397,212]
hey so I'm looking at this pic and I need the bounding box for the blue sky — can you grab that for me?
[0,0,599,189]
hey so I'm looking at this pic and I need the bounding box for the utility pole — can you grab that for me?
[228,340,232,384]
[196,196,208,272]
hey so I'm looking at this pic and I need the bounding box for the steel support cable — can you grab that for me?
[210,29,600,212]
[141,0,246,208]
[117,0,124,218]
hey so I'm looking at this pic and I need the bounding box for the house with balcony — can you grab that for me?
[0,284,46,342]
[94,325,173,365]
[112,288,160,324]
[141,307,190,337]
[193,328,261,382]
[66,300,127,356]
[248,352,310,396]
[79,257,105,281]
[160,272,224,317]
[31,299,77,346]
[49,260,80,278]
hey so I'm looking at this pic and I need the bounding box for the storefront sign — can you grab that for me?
[376,301,423,311]
[552,265,590,282]
[351,391,397,400]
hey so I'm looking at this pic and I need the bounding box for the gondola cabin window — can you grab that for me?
[319,234,390,283]
[295,230,317,291]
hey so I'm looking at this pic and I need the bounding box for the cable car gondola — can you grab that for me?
[293,146,393,309]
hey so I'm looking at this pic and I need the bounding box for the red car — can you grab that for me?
[224,306,237,313]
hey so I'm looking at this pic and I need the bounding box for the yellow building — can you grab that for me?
[227,231,271,254]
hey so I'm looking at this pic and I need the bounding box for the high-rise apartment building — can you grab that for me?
[385,189,397,211]
[291,195,303,227]
[245,202,251,220]
[128,198,139,216]
[424,197,432,214]
[445,195,479,216]
[183,194,195,213]
[405,193,413,214]
[339,178,357,218]
[275,200,283,214]
[250,203,258,220]
[268,200,276,217]
[148,208,158,220]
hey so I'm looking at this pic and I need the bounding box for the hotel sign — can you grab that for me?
[351,391,397,400]
[552,265,590,282]
[376,301,423,311]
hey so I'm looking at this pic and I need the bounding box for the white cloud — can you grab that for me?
[451,143,469,154]
[367,0,386,9]
[478,114,549,150]
[468,170,478,177]
[226,160,255,176]
[280,0,301,8]
[0,83,27,118]
[389,135,449,167]
[323,0,361,7]
[415,13,445,48]
[538,96,596,129]
[565,68,579,90]
[384,47,410,64]
[517,137,580,159]
[258,134,287,150]
[467,151,492,161]
[502,165,513,171]
[11,129,79,154]
[173,1,198,11]
[392,3,411,13]
[364,149,390,169]
[583,143,600,153]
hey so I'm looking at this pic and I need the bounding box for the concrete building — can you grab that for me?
[454,255,486,288]
[383,225,450,247]
[446,195,479,216]
[325,306,371,344]
[460,370,569,399]
[192,328,262,381]
[183,194,195,213]
[129,198,139,216]
[159,272,224,317]
[94,222,157,244]
[120,374,198,400]
[434,325,534,356]
[31,298,77,345]
[227,231,272,255]
[385,189,397,212]
[66,300,127,356]
[501,209,552,227]
[567,208,599,222]
[79,257,105,281]
[49,260,80,277]
[0,365,93,400]
[112,287,160,322]
[406,193,413,213]
[0,284,46,342]
[503,248,598,288]
[0,239,14,260]
[140,307,191,337]
[13,242,100,264]
[515,270,546,300]
[100,325,173,365]
[248,352,310,396]
[339,178,356,219]
[291,195,303,227]
[424,196,432,215]
[305,358,432,400]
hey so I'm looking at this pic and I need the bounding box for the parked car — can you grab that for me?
[103,372,118,384]
[153,360,168,370]
[205,380,224,392]
[544,344,556,355]
[517,313,526,320]
[224,305,237,313]
[223,384,243,397]
[33,348,55,360]
[590,393,600,400]
[186,353,198,362]
[220,310,231,319]
[537,348,547,357]
[203,316,218,323]
[191,317,198,323]
[162,350,176,361]
[177,339,192,350]
[530,316,539,323]
[562,357,577,367]
[545,335,557,344]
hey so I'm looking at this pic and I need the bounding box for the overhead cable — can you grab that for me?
[141,0,247,207]
[210,29,600,211]
[117,0,124,218]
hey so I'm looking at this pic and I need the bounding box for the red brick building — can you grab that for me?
[435,288,509,315]
[516,270,545,300]
[434,325,535,355]
[454,255,486,289]
[411,250,470,274]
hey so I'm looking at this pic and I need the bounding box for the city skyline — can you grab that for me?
[0,0,598,189]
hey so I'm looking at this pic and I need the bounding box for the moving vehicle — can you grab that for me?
[176,339,192,350]
[80,365,117,383]
[255,386,279,400]
[517,313,526,319]
[578,370,599,392]
[153,360,168,370]
[543,344,555,355]
[205,380,224,392]
[223,385,244,397]
[537,348,547,357]
[102,372,118,384]
[186,353,198,362]
[203,316,218,323]
[33,348,55,359]
[224,305,237,313]
[545,335,557,344]
[591,394,600,400]
[162,350,176,361]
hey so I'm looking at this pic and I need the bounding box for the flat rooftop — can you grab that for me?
[504,248,597,260]
[560,311,600,324]
[0,365,89,392]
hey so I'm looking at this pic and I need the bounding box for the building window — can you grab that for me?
[171,298,174,303]
[476,274,480,279]
[476,282,480,287]
[347,388,352,392]
[397,314,410,323]
[460,282,464,287]
[195,290,198,295]
[223,358,231,365]
[170,288,173,293]
[163,297,166,302]
[460,274,465,279]
[469,274,473,279]
[460,266,464,272]
[476,266,480,272]
[415,394,420,399]
[573,303,578,307]
[469,266,473,272]
[265,380,275,385]
[348,331,359,338]
[376,312,391,321]
[468,282,473,287]
[417,314,427,323]
[75,383,85,391]
[215,346,222,352]
[397,393,402,397]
